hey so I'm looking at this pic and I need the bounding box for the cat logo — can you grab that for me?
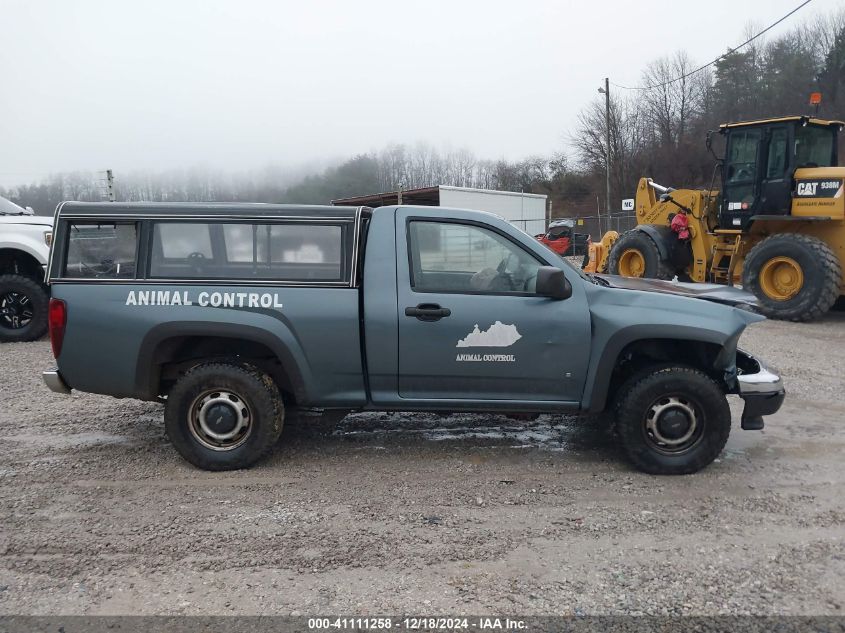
[795,179,843,198]
[796,182,818,196]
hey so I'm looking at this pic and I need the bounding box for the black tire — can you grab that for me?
[164,362,284,471]
[607,229,674,280]
[613,366,731,475]
[742,234,841,322]
[0,274,49,342]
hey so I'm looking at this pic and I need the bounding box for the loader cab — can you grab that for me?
[718,117,842,231]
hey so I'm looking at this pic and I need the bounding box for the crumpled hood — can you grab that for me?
[594,274,758,309]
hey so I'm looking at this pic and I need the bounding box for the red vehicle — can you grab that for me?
[535,219,590,257]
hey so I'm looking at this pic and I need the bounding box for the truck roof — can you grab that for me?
[56,201,363,219]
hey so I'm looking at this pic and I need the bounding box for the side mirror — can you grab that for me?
[706,129,724,162]
[535,266,572,300]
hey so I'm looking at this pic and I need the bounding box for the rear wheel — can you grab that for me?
[0,274,49,342]
[613,366,731,475]
[165,362,284,470]
[742,234,841,321]
[607,230,674,280]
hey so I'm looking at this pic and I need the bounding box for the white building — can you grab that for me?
[332,185,549,236]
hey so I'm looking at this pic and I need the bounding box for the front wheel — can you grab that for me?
[613,366,731,475]
[165,363,284,470]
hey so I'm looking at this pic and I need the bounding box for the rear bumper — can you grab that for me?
[736,352,785,429]
[43,368,71,395]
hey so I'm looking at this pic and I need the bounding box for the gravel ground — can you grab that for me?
[1,313,844,616]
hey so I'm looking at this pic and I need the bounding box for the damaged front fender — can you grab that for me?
[582,282,765,413]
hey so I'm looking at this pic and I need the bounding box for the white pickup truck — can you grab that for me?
[0,195,53,342]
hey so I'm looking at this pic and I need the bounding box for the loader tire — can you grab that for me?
[742,234,841,322]
[607,230,674,280]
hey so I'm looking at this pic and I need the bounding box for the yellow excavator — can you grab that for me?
[585,115,845,321]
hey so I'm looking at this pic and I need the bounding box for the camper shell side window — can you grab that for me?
[148,221,348,282]
[63,222,139,279]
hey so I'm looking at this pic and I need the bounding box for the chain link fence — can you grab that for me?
[569,214,638,241]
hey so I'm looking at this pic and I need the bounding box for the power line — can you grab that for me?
[610,0,813,91]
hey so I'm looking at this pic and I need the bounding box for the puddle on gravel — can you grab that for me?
[326,412,608,452]
[339,425,573,449]
[10,412,609,458]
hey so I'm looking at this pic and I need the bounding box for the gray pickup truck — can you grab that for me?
[42,202,784,474]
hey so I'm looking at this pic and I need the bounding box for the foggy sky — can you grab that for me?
[1,0,842,186]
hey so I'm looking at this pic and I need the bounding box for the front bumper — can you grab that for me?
[43,369,71,395]
[736,352,785,430]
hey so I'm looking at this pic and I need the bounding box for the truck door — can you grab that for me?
[395,213,589,404]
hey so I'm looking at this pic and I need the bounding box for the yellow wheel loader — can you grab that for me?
[590,116,845,321]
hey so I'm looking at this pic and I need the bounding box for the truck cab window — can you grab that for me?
[409,221,541,294]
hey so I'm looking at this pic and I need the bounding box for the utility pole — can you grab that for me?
[598,78,611,223]
[595,194,600,234]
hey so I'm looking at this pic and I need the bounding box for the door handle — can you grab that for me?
[404,303,451,321]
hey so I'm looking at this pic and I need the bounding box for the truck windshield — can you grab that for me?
[795,126,835,168]
[557,250,593,282]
